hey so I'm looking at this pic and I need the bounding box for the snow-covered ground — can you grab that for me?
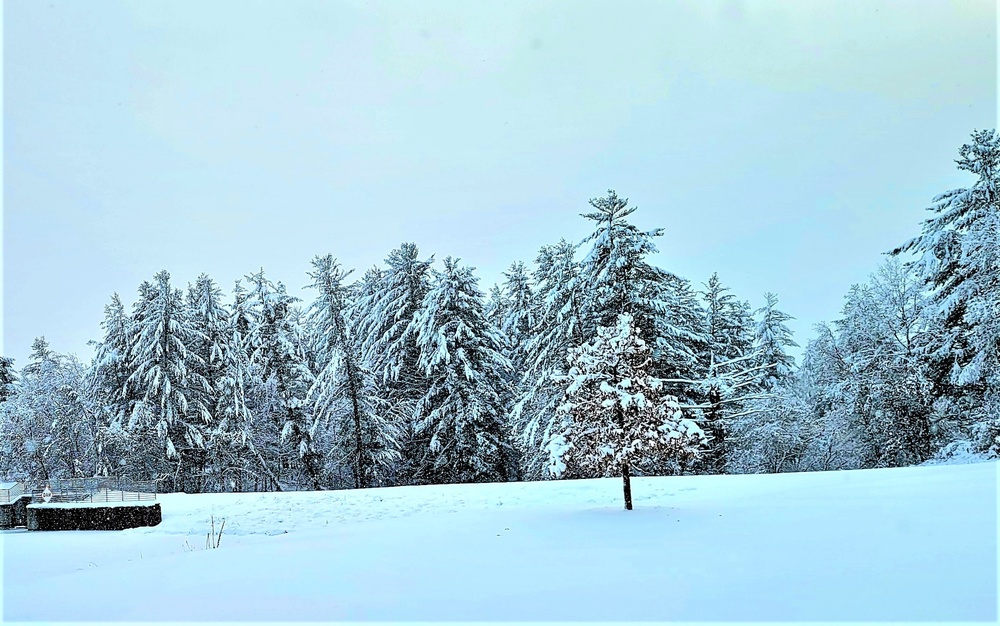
[2,461,996,623]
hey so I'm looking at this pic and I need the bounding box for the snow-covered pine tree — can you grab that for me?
[893,129,1000,455]
[578,190,667,342]
[494,261,539,477]
[485,283,509,332]
[702,274,755,367]
[21,336,54,377]
[354,243,434,391]
[695,273,761,473]
[86,292,141,478]
[245,269,321,490]
[514,239,587,479]
[187,275,228,404]
[753,292,798,390]
[500,261,540,370]
[352,243,434,483]
[125,271,211,492]
[213,279,273,491]
[485,280,516,397]
[409,257,515,484]
[185,274,230,491]
[519,192,675,478]
[89,294,132,418]
[556,313,705,509]
[723,292,800,474]
[0,356,17,403]
[307,254,400,489]
[650,272,710,402]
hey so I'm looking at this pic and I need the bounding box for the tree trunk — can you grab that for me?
[622,459,633,511]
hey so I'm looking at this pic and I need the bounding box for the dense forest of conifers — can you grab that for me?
[1,129,997,492]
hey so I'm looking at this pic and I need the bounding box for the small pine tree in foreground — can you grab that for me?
[557,313,705,510]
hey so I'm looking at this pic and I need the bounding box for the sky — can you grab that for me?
[2,0,997,368]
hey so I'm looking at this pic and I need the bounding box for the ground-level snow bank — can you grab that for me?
[2,462,996,622]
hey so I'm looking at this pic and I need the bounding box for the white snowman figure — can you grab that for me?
[42,484,52,503]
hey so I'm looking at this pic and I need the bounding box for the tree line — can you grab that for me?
[1,129,996,494]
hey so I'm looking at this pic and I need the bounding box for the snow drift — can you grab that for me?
[2,460,996,622]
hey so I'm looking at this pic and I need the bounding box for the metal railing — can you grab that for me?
[0,482,25,504]
[27,477,157,503]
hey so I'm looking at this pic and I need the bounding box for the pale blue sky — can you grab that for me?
[3,0,996,367]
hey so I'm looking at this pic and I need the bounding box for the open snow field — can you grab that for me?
[2,461,996,623]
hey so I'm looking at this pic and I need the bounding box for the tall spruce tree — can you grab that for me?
[409,257,515,484]
[352,243,434,482]
[307,255,400,489]
[893,129,1000,454]
[213,279,269,491]
[695,273,760,473]
[578,190,668,342]
[753,292,798,390]
[245,269,320,489]
[185,274,230,491]
[125,271,210,492]
[515,239,587,478]
[87,293,140,477]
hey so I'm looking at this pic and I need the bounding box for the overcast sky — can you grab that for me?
[3,0,996,368]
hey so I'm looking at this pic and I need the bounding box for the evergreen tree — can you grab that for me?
[578,190,668,342]
[245,269,320,489]
[214,279,278,491]
[185,273,229,491]
[495,261,538,477]
[87,293,140,478]
[22,336,55,377]
[125,271,210,492]
[651,273,710,401]
[354,243,434,391]
[702,273,755,367]
[0,356,18,403]
[515,239,586,478]
[499,261,540,367]
[307,254,400,489]
[352,243,434,482]
[519,192,675,479]
[893,129,1000,452]
[556,314,705,509]
[695,273,759,473]
[753,292,798,389]
[409,257,515,484]
[485,283,509,332]
[89,294,132,418]
[187,275,228,407]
